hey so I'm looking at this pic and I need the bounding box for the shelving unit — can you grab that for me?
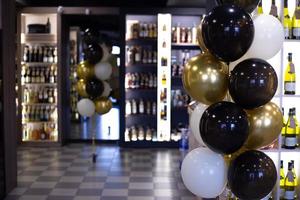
[16,10,61,146]
[120,8,205,148]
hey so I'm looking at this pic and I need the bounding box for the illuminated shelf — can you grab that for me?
[282,95,300,98]
[126,114,156,118]
[126,88,156,92]
[23,34,57,44]
[280,148,300,153]
[22,103,56,106]
[22,121,56,125]
[171,43,200,50]
[22,62,57,66]
[284,39,300,43]
[22,139,56,143]
[126,38,157,46]
[22,83,57,86]
[123,140,179,148]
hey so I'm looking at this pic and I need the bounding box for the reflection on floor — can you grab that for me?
[6,144,199,200]
[69,107,120,140]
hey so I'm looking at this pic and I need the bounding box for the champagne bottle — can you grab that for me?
[292,0,300,39]
[162,73,167,85]
[257,0,263,14]
[269,0,278,18]
[284,53,296,95]
[280,160,285,199]
[284,0,292,39]
[284,162,296,200]
[284,108,298,149]
[291,160,298,187]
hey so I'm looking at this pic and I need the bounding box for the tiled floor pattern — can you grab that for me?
[5,144,199,200]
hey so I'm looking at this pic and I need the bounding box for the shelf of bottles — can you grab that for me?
[124,14,202,145]
[20,13,58,142]
[69,28,81,122]
[248,1,300,199]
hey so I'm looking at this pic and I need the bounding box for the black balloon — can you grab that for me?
[86,78,104,98]
[228,150,277,200]
[229,58,278,109]
[200,101,249,154]
[202,4,254,62]
[216,0,260,13]
[83,28,100,44]
[84,43,103,64]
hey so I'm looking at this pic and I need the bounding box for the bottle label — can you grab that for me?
[285,137,297,147]
[284,82,296,92]
[284,28,290,38]
[284,190,295,199]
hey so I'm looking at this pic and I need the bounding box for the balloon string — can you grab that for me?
[226,62,231,102]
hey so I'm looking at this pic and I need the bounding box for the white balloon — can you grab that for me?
[181,148,227,198]
[77,98,95,117]
[244,14,284,60]
[101,81,112,97]
[95,62,113,81]
[189,103,208,146]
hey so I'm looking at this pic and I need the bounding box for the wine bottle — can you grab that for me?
[46,17,51,33]
[290,160,298,187]
[284,53,296,95]
[284,162,296,200]
[139,99,144,114]
[282,108,287,147]
[292,0,300,39]
[257,0,263,14]
[280,160,285,199]
[269,0,278,18]
[283,0,292,39]
[284,108,298,149]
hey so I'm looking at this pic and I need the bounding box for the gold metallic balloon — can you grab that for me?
[94,97,112,115]
[182,53,229,105]
[197,21,209,52]
[76,79,88,98]
[77,60,94,80]
[224,146,248,165]
[244,102,283,150]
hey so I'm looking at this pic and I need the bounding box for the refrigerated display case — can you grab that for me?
[120,8,205,147]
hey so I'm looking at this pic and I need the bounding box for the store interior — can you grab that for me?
[0,0,300,199]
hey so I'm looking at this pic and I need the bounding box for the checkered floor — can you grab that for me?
[5,144,199,200]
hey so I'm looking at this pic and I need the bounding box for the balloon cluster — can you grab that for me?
[76,28,117,117]
[182,1,284,199]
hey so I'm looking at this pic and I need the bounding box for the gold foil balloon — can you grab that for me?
[76,79,88,97]
[77,61,94,80]
[94,97,112,115]
[182,53,229,105]
[197,21,209,52]
[224,146,248,165]
[244,102,283,150]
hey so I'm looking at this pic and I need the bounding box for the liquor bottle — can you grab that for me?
[139,99,144,114]
[284,162,296,200]
[284,53,296,95]
[147,49,152,64]
[152,102,156,115]
[176,23,181,44]
[138,126,144,141]
[142,48,148,64]
[146,101,151,115]
[187,27,192,43]
[269,0,278,19]
[172,27,177,43]
[283,0,292,39]
[153,24,157,38]
[192,23,197,44]
[284,108,298,149]
[46,18,51,33]
[135,46,141,63]
[282,108,287,147]
[23,46,29,62]
[145,126,152,141]
[280,160,285,199]
[132,99,137,114]
[257,0,263,14]
[161,57,167,66]
[131,126,138,141]
[38,46,43,62]
[153,51,157,63]
[139,22,145,38]
[148,24,153,38]
[48,47,54,63]
[53,47,58,63]
[162,73,167,85]
[292,0,300,39]
[290,160,298,187]
[43,47,48,63]
[160,106,165,120]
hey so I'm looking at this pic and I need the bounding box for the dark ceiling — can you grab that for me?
[16,0,207,7]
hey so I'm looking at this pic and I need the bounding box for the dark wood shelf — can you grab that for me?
[126,38,157,46]
[171,43,200,50]
[126,63,157,73]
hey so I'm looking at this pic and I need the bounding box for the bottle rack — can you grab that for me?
[17,12,59,145]
[122,10,203,148]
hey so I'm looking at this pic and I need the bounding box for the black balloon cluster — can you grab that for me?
[182,1,282,199]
